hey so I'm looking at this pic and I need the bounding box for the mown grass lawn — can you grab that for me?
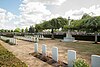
[63,41,100,63]
[64,42,100,55]
[0,44,27,67]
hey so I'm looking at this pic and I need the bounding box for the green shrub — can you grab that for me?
[73,58,89,67]
[5,39,9,43]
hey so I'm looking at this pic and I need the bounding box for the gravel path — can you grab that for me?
[0,40,52,67]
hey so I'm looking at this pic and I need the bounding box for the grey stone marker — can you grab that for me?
[68,50,76,67]
[52,47,58,62]
[42,44,47,56]
[91,55,100,67]
[34,43,38,52]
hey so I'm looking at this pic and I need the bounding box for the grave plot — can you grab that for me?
[0,38,100,67]
[0,36,17,45]
[32,42,100,67]
[14,35,34,42]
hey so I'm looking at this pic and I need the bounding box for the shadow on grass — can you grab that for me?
[29,52,68,67]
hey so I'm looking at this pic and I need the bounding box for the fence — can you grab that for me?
[34,43,100,67]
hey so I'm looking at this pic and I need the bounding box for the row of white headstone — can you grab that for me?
[34,43,100,67]
[14,35,39,43]
[14,36,33,41]
[0,36,17,44]
[14,35,44,42]
[34,34,44,39]
[24,35,33,41]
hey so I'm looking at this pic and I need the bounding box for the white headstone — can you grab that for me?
[42,44,47,56]
[11,38,14,43]
[34,37,36,42]
[91,55,100,67]
[52,47,58,62]
[13,38,15,44]
[68,50,76,67]
[13,38,14,43]
[15,39,17,44]
[34,43,38,52]
[14,38,16,44]
[10,38,13,43]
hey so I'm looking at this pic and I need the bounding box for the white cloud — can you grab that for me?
[22,0,66,5]
[45,14,61,21]
[0,8,6,13]
[65,5,100,19]
[1,0,100,30]
[37,0,66,5]
[18,1,51,27]
[0,8,18,29]
[20,2,51,15]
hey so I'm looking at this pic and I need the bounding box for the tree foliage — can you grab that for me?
[67,14,100,43]
[29,26,35,33]
[14,28,21,32]
[21,29,24,33]
[34,17,68,39]
[35,24,43,32]
[25,27,28,33]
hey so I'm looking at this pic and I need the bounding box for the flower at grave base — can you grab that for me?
[73,58,89,67]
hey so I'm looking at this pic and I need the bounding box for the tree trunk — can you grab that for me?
[94,31,98,44]
[51,28,54,39]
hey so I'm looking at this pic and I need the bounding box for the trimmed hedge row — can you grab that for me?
[43,34,100,42]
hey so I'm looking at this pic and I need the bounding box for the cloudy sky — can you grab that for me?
[0,0,100,29]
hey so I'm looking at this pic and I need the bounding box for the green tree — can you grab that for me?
[4,30,7,32]
[56,17,68,29]
[81,16,100,43]
[14,28,21,32]
[81,13,91,19]
[29,26,35,33]
[0,29,5,32]
[42,20,50,29]
[21,29,24,33]
[35,24,43,33]
[11,30,13,32]
[41,17,68,39]
[25,27,28,33]
[8,30,10,32]
[69,15,100,43]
